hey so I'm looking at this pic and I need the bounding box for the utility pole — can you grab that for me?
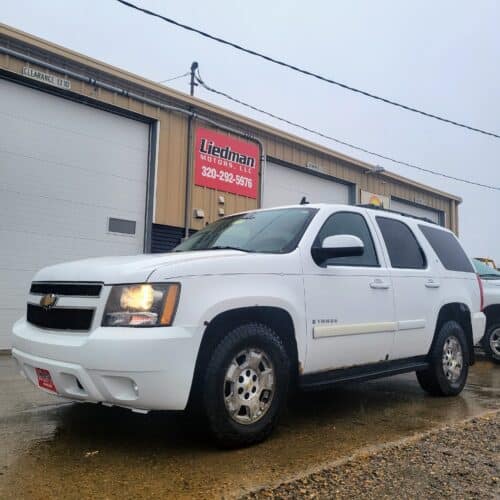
[190,61,199,96]
[184,61,198,239]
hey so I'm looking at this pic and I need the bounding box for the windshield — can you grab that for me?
[174,207,318,254]
[472,258,500,279]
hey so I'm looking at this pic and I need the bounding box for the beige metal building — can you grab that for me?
[0,24,461,348]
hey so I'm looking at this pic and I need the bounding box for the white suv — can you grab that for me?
[12,204,486,446]
[473,258,500,363]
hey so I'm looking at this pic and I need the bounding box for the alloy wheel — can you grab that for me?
[490,328,500,357]
[442,335,463,383]
[223,348,275,425]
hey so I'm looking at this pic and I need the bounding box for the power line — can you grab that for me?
[115,0,500,140]
[157,71,189,83]
[195,71,500,191]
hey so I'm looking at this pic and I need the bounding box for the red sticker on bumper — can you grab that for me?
[35,368,57,393]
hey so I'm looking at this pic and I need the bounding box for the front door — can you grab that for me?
[302,210,396,374]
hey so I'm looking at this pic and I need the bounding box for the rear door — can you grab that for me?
[370,214,436,359]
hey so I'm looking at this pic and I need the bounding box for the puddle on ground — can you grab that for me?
[0,356,498,499]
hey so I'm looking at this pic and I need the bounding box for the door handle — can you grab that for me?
[370,279,390,290]
[425,279,441,289]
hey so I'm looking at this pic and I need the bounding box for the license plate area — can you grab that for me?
[35,368,57,393]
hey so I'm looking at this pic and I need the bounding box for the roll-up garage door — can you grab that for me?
[0,79,151,349]
[263,162,350,207]
[390,198,443,225]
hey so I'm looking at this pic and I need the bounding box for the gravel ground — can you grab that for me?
[243,411,500,499]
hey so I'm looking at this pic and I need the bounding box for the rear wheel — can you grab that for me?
[202,323,290,448]
[482,323,500,364]
[417,320,469,396]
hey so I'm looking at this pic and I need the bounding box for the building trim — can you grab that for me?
[145,122,159,252]
[0,67,152,125]
[0,24,461,203]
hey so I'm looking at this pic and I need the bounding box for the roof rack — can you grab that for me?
[356,203,437,225]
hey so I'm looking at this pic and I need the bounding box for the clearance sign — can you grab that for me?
[194,127,260,199]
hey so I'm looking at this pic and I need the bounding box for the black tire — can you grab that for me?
[416,320,470,396]
[202,322,290,448]
[481,322,500,364]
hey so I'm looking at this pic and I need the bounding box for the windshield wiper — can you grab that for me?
[173,245,253,253]
[206,245,252,252]
[480,273,500,279]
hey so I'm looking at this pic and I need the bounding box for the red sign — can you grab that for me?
[35,368,57,393]
[194,127,260,199]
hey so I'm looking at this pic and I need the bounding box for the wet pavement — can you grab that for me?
[0,354,498,499]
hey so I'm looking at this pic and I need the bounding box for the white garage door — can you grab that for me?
[390,198,442,225]
[0,79,151,349]
[263,162,350,207]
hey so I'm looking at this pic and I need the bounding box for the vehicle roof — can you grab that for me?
[239,203,447,229]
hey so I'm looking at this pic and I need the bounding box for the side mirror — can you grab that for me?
[312,234,364,266]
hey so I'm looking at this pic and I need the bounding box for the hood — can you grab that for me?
[33,250,299,284]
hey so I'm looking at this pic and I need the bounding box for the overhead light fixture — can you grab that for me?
[366,165,385,175]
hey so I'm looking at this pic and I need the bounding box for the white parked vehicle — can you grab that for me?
[472,258,500,363]
[12,204,486,446]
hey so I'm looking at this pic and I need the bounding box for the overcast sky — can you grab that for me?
[3,0,500,261]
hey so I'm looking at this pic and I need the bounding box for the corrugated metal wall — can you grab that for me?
[0,24,460,237]
[151,224,195,253]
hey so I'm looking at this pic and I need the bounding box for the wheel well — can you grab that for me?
[433,303,475,364]
[188,307,298,408]
[483,304,500,328]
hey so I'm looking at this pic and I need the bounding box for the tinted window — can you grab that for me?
[419,225,474,273]
[376,217,426,269]
[174,207,317,254]
[473,258,500,279]
[314,212,378,266]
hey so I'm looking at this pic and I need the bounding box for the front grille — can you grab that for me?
[30,282,102,297]
[27,304,94,331]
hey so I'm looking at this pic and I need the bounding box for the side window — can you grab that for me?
[313,212,379,267]
[418,225,474,272]
[376,217,426,269]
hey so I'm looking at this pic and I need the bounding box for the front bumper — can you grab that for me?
[11,319,202,411]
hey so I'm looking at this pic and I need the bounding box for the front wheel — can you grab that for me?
[482,323,500,364]
[202,323,290,448]
[416,320,469,396]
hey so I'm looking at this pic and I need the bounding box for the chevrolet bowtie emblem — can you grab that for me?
[40,293,58,310]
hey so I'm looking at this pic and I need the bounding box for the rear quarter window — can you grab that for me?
[418,225,474,273]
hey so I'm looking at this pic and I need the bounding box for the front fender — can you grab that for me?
[173,274,307,362]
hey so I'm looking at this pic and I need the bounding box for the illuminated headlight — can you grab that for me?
[102,283,180,327]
